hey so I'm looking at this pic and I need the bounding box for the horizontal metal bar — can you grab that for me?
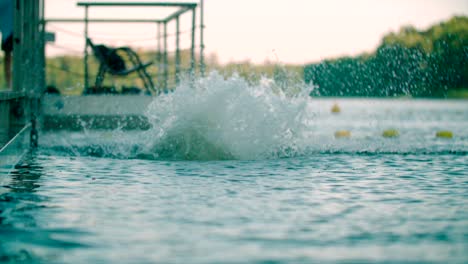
[0,123,31,171]
[164,7,192,22]
[77,2,198,8]
[45,18,165,23]
[0,91,25,101]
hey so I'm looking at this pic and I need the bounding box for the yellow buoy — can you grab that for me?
[335,130,351,138]
[331,103,341,113]
[436,130,453,138]
[382,129,399,138]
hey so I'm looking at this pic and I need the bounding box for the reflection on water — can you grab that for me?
[0,152,467,263]
[0,154,87,263]
[2,92,468,262]
[5,158,43,193]
[1,154,43,262]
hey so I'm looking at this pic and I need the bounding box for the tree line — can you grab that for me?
[1,16,466,97]
[304,16,468,97]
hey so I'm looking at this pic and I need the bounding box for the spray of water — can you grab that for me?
[141,71,315,160]
[40,71,466,160]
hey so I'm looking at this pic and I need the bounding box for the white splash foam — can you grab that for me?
[39,72,467,160]
[141,71,315,160]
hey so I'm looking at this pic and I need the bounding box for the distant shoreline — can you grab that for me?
[309,88,468,99]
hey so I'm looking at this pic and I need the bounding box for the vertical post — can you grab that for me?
[156,22,161,62]
[13,0,24,93]
[200,0,205,77]
[6,0,42,148]
[163,21,168,91]
[175,16,180,85]
[157,22,162,90]
[29,0,39,147]
[11,0,24,139]
[24,0,32,133]
[31,0,42,148]
[84,5,89,90]
[24,0,32,94]
[39,0,46,93]
[190,7,196,76]
[31,0,40,97]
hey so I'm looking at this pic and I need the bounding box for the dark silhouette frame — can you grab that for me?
[86,38,157,94]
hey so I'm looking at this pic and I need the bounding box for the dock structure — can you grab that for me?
[1,0,44,169]
[0,1,205,168]
[46,1,204,92]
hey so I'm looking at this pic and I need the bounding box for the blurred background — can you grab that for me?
[0,0,467,97]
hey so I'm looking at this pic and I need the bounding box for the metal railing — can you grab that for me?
[0,0,43,153]
[0,91,31,174]
[43,1,205,92]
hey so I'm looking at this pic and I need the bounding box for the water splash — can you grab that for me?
[141,72,314,160]
[39,72,468,160]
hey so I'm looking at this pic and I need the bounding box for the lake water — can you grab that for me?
[0,76,467,263]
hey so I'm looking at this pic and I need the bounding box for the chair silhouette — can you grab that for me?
[86,38,157,94]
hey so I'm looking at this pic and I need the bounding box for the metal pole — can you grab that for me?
[175,16,180,85]
[32,0,40,97]
[24,0,32,94]
[33,0,40,148]
[156,22,161,61]
[200,0,205,77]
[10,0,24,138]
[45,18,166,23]
[40,0,46,93]
[13,0,24,93]
[190,7,196,75]
[84,6,89,90]
[157,22,162,90]
[163,21,168,91]
[28,0,42,148]
[25,0,32,92]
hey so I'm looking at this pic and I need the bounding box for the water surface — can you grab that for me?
[1,94,467,263]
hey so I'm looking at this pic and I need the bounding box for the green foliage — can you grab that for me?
[447,88,468,99]
[305,16,468,97]
[2,16,465,97]
[3,47,301,95]
[208,59,303,86]
[44,49,193,95]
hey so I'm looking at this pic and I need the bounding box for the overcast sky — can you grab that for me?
[44,0,468,64]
